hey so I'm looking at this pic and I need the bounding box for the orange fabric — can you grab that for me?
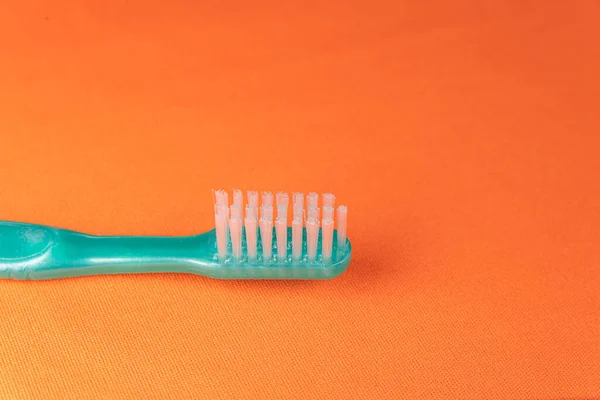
[0,1,599,399]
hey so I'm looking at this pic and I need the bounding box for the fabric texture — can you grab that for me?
[0,1,598,399]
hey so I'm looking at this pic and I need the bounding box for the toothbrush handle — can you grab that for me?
[0,220,215,279]
[66,231,199,260]
[40,231,214,279]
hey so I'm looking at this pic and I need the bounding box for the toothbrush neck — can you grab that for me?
[62,232,204,264]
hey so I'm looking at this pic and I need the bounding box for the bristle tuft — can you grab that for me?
[247,191,259,208]
[322,206,334,222]
[260,204,273,222]
[233,189,243,206]
[262,191,273,206]
[259,217,273,262]
[293,192,304,208]
[214,211,228,260]
[214,189,229,207]
[230,204,242,219]
[307,206,320,221]
[276,217,287,260]
[307,192,318,209]
[245,204,256,220]
[321,218,334,262]
[244,212,258,261]
[276,192,289,207]
[292,216,303,261]
[336,205,348,248]
[229,216,243,259]
[322,193,335,209]
[276,192,289,220]
[306,217,319,261]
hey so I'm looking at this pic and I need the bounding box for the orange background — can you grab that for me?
[0,1,599,399]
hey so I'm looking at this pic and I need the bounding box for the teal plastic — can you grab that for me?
[0,221,351,280]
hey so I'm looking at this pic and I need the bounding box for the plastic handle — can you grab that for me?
[0,221,214,280]
[54,231,213,275]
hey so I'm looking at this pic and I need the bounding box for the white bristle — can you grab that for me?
[293,193,303,220]
[233,189,243,208]
[277,205,288,221]
[260,204,273,222]
[322,206,334,222]
[293,192,304,208]
[276,192,289,207]
[214,212,228,260]
[229,216,243,259]
[322,193,335,209]
[307,206,320,221]
[230,204,242,219]
[215,204,228,217]
[245,204,256,219]
[292,217,303,261]
[321,218,334,262]
[276,192,289,220]
[247,190,258,221]
[259,218,273,262]
[307,192,318,209]
[336,205,348,248]
[276,217,287,260]
[274,193,289,261]
[248,191,258,207]
[244,214,258,261]
[214,189,229,207]
[293,204,303,220]
[262,192,273,206]
[306,217,319,261]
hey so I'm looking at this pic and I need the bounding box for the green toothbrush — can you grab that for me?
[0,190,351,280]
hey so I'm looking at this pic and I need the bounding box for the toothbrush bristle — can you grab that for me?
[293,192,304,207]
[233,189,243,209]
[276,192,289,208]
[214,190,228,207]
[230,204,242,219]
[336,205,348,249]
[307,192,318,209]
[212,189,349,265]
[276,217,287,260]
[244,210,258,261]
[248,191,259,206]
[260,204,273,222]
[292,216,303,261]
[293,205,303,221]
[247,190,258,210]
[245,204,256,219]
[214,211,228,260]
[306,217,319,261]
[259,217,273,261]
[322,193,335,209]
[229,215,243,259]
[307,206,320,221]
[262,191,273,206]
[275,192,289,261]
[322,206,334,221]
[321,218,334,261]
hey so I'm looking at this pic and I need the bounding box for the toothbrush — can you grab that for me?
[0,190,351,280]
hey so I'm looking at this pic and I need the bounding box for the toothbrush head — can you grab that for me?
[211,189,351,279]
